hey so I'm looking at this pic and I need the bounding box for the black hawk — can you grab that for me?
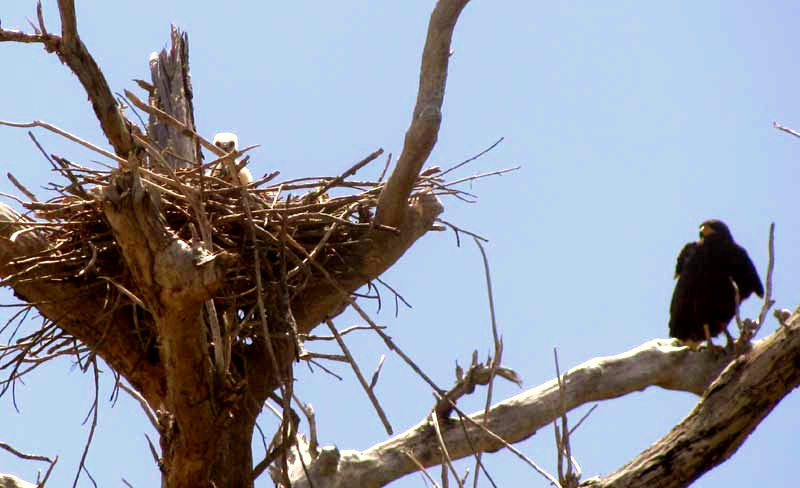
[669,219,764,348]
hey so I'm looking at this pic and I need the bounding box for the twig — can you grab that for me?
[569,404,598,436]
[0,441,52,462]
[325,319,393,435]
[439,137,504,178]
[71,358,100,488]
[756,222,776,328]
[0,119,126,165]
[292,394,319,457]
[443,166,521,188]
[430,411,464,488]
[404,450,441,488]
[123,89,226,157]
[472,237,502,488]
[554,348,578,487]
[773,121,800,139]
[307,148,384,201]
[378,153,393,183]
[369,354,387,390]
[7,173,38,203]
[302,325,386,341]
[441,394,560,487]
[119,382,159,432]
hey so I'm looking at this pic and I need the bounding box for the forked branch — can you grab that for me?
[375,0,470,227]
[284,337,761,487]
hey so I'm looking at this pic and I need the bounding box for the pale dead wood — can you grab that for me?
[0,474,37,488]
[588,309,800,487]
[325,319,393,435]
[284,338,747,487]
[375,0,470,227]
[147,26,199,169]
[773,121,800,139]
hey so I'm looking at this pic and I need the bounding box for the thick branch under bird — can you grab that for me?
[669,219,764,348]
[212,132,254,185]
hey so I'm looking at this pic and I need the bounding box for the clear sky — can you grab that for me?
[2,1,799,487]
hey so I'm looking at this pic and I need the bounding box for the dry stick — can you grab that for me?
[303,324,386,341]
[439,137,505,178]
[300,351,348,362]
[287,212,344,279]
[119,382,160,432]
[472,237,502,488]
[404,451,441,488]
[0,441,53,463]
[0,192,27,206]
[7,173,38,203]
[325,319,393,435]
[39,455,59,487]
[375,276,412,317]
[35,1,48,35]
[124,90,226,158]
[292,393,320,457]
[97,277,145,307]
[430,411,464,488]
[553,349,576,487]
[756,222,776,329]
[378,153,393,183]
[276,210,301,485]
[443,167,521,189]
[72,359,100,488]
[369,354,387,389]
[304,358,343,380]
[568,405,598,437]
[241,187,295,483]
[442,395,560,488]
[306,148,384,201]
[437,219,489,245]
[0,119,126,165]
[773,121,800,139]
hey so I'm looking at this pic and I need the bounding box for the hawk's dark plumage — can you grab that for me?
[669,220,764,347]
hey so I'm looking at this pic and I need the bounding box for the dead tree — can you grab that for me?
[0,2,798,487]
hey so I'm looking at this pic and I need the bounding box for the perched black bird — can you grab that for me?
[669,220,764,348]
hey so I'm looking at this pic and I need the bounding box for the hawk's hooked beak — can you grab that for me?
[699,223,715,240]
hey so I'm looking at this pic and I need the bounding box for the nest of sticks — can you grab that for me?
[2,140,482,352]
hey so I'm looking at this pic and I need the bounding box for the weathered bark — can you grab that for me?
[0,474,35,488]
[375,0,470,228]
[587,308,800,487]
[282,310,800,488]
[147,26,200,169]
[283,338,731,487]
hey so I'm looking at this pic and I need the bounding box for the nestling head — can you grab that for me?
[213,132,239,153]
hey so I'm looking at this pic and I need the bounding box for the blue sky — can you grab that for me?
[2,1,799,486]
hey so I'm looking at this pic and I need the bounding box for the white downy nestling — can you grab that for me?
[212,132,254,185]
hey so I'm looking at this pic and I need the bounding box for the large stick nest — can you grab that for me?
[2,144,455,350]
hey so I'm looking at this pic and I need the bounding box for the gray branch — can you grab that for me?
[283,316,800,487]
[375,0,470,228]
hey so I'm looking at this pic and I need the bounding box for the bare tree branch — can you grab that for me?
[375,0,470,227]
[0,474,36,488]
[587,309,800,487]
[285,337,749,487]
